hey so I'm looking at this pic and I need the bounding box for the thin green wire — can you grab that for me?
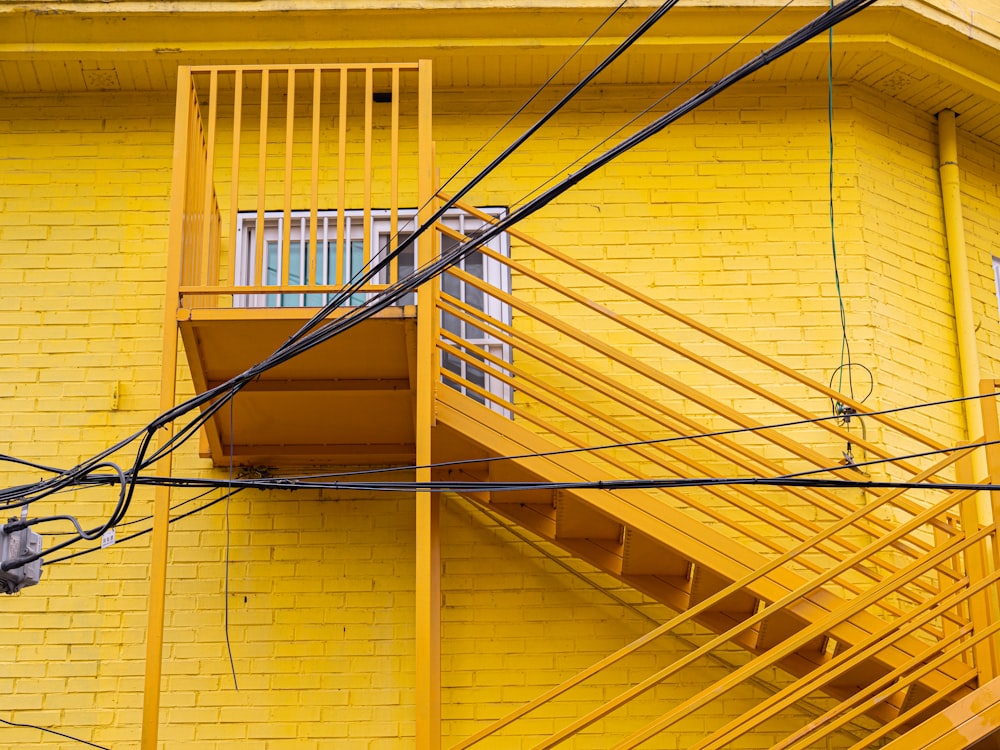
[829,1,855,404]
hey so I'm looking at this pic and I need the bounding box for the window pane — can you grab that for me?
[349,239,366,306]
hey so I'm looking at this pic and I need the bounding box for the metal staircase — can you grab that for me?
[428,200,1000,748]
[163,62,1000,747]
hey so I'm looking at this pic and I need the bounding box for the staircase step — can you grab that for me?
[556,492,623,540]
[621,528,689,577]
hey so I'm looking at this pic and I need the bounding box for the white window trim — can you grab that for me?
[235,207,513,413]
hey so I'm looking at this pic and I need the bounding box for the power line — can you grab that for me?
[435,0,632,197]
[506,0,796,212]
[7,383,993,512]
[36,386,991,491]
[1,717,109,750]
[3,0,883,568]
[0,0,689,523]
[38,467,996,571]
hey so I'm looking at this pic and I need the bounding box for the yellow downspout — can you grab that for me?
[938,110,997,681]
[938,109,988,518]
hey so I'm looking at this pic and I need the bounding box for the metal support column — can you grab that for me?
[415,59,441,750]
[140,66,191,750]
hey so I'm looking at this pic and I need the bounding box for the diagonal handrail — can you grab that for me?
[439,193,948,453]
[432,198,999,748]
[447,440,982,748]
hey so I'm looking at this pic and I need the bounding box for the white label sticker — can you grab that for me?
[101,528,116,549]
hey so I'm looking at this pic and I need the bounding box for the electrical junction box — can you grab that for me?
[0,521,43,594]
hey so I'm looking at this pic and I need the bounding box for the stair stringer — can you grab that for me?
[432,386,972,714]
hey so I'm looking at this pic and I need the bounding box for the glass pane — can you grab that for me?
[442,311,462,337]
[265,240,279,307]
[349,239,366,306]
[442,271,461,300]
[442,350,463,378]
[288,242,302,284]
[466,251,484,279]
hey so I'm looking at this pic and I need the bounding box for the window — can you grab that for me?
[235,207,512,411]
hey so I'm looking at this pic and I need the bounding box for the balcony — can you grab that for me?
[166,62,443,465]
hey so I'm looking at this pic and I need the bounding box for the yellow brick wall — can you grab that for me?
[2,75,997,748]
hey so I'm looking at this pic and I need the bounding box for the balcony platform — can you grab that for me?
[177,305,418,467]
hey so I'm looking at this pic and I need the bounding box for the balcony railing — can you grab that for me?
[169,62,434,312]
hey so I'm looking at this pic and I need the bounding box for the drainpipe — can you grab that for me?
[937,109,989,522]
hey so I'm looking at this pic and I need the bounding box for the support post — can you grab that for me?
[415,59,441,750]
[140,66,192,750]
[980,379,1000,678]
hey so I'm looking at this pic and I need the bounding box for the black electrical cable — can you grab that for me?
[2,0,884,567]
[13,386,997,508]
[45,488,243,566]
[436,0,631,199]
[48,430,1000,504]
[36,469,998,573]
[507,0,797,212]
[278,0,684,351]
[19,387,995,566]
[0,717,110,750]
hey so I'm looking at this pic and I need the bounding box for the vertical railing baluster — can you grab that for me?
[282,68,295,289]
[186,81,203,295]
[200,70,218,295]
[336,67,347,286]
[255,70,269,287]
[390,66,400,285]
[363,66,374,284]
[310,67,321,289]
[229,70,243,290]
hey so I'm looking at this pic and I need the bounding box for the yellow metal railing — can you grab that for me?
[175,72,223,309]
[434,199,1000,747]
[169,62,433,310]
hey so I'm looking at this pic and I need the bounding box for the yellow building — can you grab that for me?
[2,0,1000,747]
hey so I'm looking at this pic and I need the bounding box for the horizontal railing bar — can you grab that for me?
[441,193,948,454]
[179,285,393,295]
[447,261,952,543]
[187,63,421,73]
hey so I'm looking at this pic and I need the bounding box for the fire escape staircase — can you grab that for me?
[165,63,1000,748]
